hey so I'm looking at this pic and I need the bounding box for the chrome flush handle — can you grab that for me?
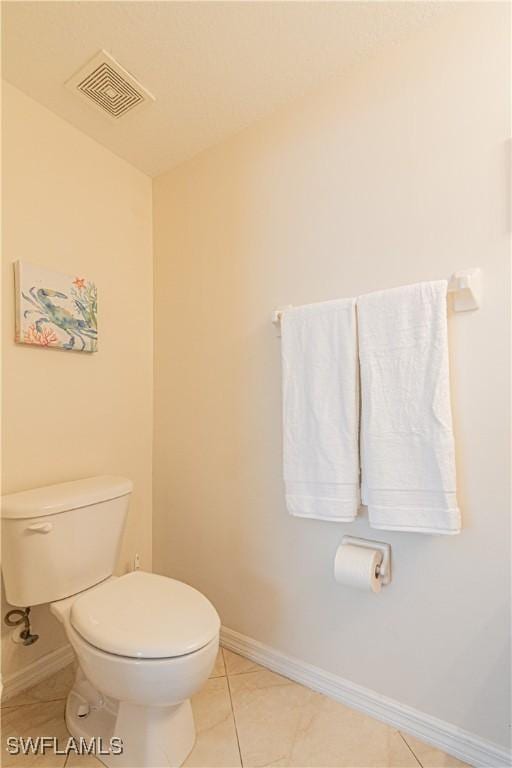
[26,522,53,534]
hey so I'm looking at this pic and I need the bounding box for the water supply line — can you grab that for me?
[4,606,39,645]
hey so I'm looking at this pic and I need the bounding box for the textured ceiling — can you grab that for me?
[3,2,454,177]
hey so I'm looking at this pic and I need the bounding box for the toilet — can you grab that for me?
[1,476,220,768]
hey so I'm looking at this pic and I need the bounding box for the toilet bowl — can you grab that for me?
[50,570,220,768]
[1,477,220,768]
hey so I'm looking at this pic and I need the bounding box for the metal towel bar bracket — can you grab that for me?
[446,268,481,312]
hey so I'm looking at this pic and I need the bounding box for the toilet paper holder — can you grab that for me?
[341,536,392,586]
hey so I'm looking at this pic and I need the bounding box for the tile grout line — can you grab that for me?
[220,648,264,677]
[398,731,424,768]
[223,667,262,677]
[222,648,244,767]
[1,695,68,711]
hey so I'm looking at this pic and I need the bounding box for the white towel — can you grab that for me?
[358,281,460,534]
[281,298,360,521]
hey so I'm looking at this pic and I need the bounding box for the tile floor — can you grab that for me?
[1,648,471,768]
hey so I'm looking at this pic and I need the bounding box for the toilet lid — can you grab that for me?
[70,571,220,659]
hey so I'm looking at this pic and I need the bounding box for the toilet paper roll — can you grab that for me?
[334,543,382,593]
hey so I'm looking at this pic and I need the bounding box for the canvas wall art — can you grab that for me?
[14,261,97,352]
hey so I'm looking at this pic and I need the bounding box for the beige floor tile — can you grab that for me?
[4,657,469,768]
[183,676,241,767]
[401,735,472,768]
[2,665,77,709]
[209,648,226,678]
[223,648,265,676]
[229,669,420,768]
[1,699,69,767]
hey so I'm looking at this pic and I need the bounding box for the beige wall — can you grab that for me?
[1,84,153,676]
[153,4,510,748]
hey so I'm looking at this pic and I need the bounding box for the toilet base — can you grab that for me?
[66,681,196,768]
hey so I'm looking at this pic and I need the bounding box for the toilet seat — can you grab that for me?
[70,571,220,659]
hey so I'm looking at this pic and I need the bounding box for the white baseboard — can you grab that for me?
[1,644,75,703]
[221,626,511,768]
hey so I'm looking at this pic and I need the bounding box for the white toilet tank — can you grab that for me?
[1,476,132,607]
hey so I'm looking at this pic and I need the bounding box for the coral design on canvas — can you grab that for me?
[24,323,59,346]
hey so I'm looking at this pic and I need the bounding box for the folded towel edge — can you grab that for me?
[368,505,461,535]
[289,510,359,523]
[369,522,461,535]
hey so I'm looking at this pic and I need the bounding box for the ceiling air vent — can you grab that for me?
[66,50,154,120]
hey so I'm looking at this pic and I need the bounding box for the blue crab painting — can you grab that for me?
[15,262,97,352]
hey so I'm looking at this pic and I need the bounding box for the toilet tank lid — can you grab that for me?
[1,476,133,519]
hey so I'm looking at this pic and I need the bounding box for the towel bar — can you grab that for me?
[272,267,481,329]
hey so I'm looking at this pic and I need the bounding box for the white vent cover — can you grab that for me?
[66,50,154,120]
